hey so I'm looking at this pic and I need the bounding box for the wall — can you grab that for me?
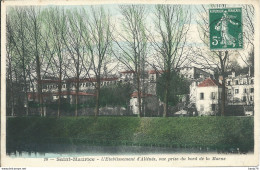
[196,86,221,116]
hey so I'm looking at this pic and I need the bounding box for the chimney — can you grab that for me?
[232,71,235,78]
[219,75,223,84]
[199,74,204,79]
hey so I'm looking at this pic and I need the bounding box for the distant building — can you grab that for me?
[52,91,95,104]
[195,78,223,116]
[225,71,254,105]
[129,91,159,116]
[179,67,212,80]
[119,70,135,83]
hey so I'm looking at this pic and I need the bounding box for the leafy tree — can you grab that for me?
[156,71,189,107]
[99,83,132,108]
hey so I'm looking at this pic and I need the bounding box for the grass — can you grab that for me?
[7,116,254,152]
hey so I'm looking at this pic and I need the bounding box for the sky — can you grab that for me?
[7,4,254,69]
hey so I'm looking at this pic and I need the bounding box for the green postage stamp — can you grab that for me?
[209,8,243,50]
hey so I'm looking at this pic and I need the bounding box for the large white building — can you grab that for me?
[226,71,254,105]
[195,78,223,116]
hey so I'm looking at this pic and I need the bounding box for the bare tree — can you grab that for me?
[238,5,254,74]
[7,7,32,116]
[150,5,191,117]
[6,14,16,116]
[79,7,113,117]
[63,9,91,116]
[44,7,68,117]
[26,7,47,116]
[113,5,148,117]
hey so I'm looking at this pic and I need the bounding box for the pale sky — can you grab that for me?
[7,4,253,70]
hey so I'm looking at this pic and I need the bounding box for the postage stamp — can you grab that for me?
[1,0,259,168]
[209,8,243,50]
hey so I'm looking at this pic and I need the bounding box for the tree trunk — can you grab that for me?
[163,70,170,117]
[95,78,101,117]
[163,89,169,117]
[36,60,43,116]
[8,61,15,116]
[136,73,142,117]
[58,66,62,117]
[75,77,79,117]
[219,51,228,116]
[221,74,226,116]
[22,59,29,116]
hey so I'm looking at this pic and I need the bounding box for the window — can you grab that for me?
[243,79,247,84]
[244,88,247,93]
[235,80,239,85]
[251,79,254,84]
[250,88,254,93]
[242,96,246,102]
[211,92,216,99]
[227,81,231,85]
[235,89,239,94]
[228,89,231,94]
[200,105,204,111]
[200,93,204,100]
[211,104,216,111]
[250,96,253,101]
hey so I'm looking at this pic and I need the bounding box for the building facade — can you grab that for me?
[226,72,254,106]
[195,78,222,116]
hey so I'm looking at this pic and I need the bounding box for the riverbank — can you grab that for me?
[7,116,254,153]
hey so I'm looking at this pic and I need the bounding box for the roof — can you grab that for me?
[197,78,222,87]
[120,70,135,74]
[27,92,52,99]
[148,70,164,74]
[66,77,118,83]
[131,92,153,98]
[54,91,95,96]
[38,80,61,83]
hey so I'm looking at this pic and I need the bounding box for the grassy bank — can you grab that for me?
[7,116,254,152]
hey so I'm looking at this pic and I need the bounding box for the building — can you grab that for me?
[189,78,205,104]
[226,71,254,106]
[179,67,212,80]
[52,91,95,104]
[129,91,160,116]
[195,78,223,116]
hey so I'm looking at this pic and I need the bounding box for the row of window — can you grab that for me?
[200,92,220,100]
[200,104,216,111]
[242,96,254,102]
[199,88,254,100]
[42,80,120,90]
[233,88,254,94]
[227,79,254,85]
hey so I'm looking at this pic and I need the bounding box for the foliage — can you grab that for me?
[7,116,254,152]
[156,71,190,106]
[99,83,132,108]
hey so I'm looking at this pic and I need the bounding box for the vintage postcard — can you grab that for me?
[1,0,259,168]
